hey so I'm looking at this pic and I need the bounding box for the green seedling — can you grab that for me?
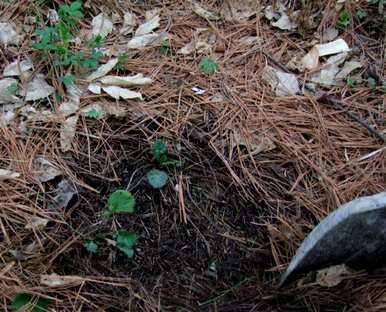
[58,74,76,86]
[367,77,377,89]
[11,293,52,312]
[6,82,18,95]
[114,229,137,259]
[346,77,355,88]
[382,80,386,93]
[356,10,367,19]
[84,240,98,253]
[151,139,181,167]
[86,107,101,119]
[160,38,171,55]
[106,190,135,216]
[116,52,129,72]
[147,169,168,189]
[338,10,351,28]
[200,57,219,75]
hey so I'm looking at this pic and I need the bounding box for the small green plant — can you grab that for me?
[151,139,181,167]
[346,77,355,88]
[160,38,171,55]
[147,169,168,189]
[86,107,101,119]
[58,74,76,86]
[356,10,367,19]
[367,77,377,89]
[200,57,219,75]
[106,190,136,216]
[114,229,137,258]
[382,80,386,93]
[11,293,52,312]
[338,10,351,28]
[116,52,129,72]
[6,82,18,95]
[84,240,98,253]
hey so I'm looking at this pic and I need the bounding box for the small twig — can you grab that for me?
[317,94,386,144]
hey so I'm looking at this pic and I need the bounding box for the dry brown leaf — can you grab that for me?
[60,115,78,152]
[25,216,49,229]
[120,12,137,35]
[102,86,143,100]
[262,66,299,96]
[41,273,81,287]
[3,59,33,77]
[99,74,152,87]
[0,22,22,45]
[33,156,62,182]
[189,0,220,20]
[0,169,20,180]
[91,13,113,38]
[87,58,118,81]
[221,0,256,22]
[24,75,55,101]
[135,14,160,36]
[178,28,216,55]
[127,32,167,49]
[316,264,351,287]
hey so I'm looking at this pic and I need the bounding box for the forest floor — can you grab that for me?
[0,0,385,311]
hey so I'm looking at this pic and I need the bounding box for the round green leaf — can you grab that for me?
[147,169,168,189]
[115,229,137,259]
[107,190,135,214]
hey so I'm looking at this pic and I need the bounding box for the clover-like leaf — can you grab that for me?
[115,229,137,258]
[107,190,135,214]
[200,57,219,75]
[84,240,98,253]
[147,169,168,189]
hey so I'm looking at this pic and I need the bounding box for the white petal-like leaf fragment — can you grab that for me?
[58,84,82,116]
[316,264,351,287]
[120,12,137,35]
[91,13,113,38]
[0,78,23,105]
[60,115,79,152]
[301,39,350,70]
[262,66,299,96]
[0,110,16,126]
[41,273,81,287]
[0,169,20,180]
[99,74,152,87]
[88,83,101,94]
[189,0,220,20]
[135,15,160,36]
[25,216,49,229]
[272,13,297,30]
[336,60,362,80]
[34,156,62,182]
[3,59,33,77]
[87,58,118,81]
[192,86,206,95]
[25,75,55,101]
[102,86,143,100]
[310,53,348,86]
[127,33,166,49]
[0,23,22,45]
[265,4,297,30]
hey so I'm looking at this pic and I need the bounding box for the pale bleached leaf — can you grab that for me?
[48,9,59,24]
[102,86,143,100]
[0,111,16,126]
[86,58,118,81]
[99,74,152,87]
[80,102,128,119]
[91,13,113,38]
[0,22,22,45]
[262,66,299,96]
[336,60,362,80]
[135,15,160,36]
[34,156,62,182]
[127,33,166,49]
[272,14,298,30]
[145,9,160,21]
[311,53,348,86]
[0,169,20,180]
[220,0,256,22]
[24,75,55,101]
[120,12,137,35]
[49,179,78,209]
[41,273,81,287]
[189,0,220,20]
[88,83,101,94]
[3,59,33,77]
[265,4,297,30]
[316,264,351,287]
[231,129,276,155]
[25,216,49,229]
[60,115,79,152]
[238,36,262,46]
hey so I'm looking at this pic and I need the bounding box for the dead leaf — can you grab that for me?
[58,84,82,116]
[88,83,101,94]
[135,14,160,36]
[0,169,20,180]
[0,22,22,45]
[60,115,78,152]
[34,156,62,182]
[91,13,113,38]
[80,102,127,119]
[120,12,137,35]
[178,28,216,55]
[49,179,78,209]
[10,242,38,261]
[102,86,143,100]
[336,59,362,80]
[0,111,16,126]
[265,4,298,30]
[189,0,221,20]
[0,78,23,105]
[40,273,81,287]
[86,58,118,81]
[127,32,167,49]
[25,216,49,229]
[24,75,55,101]
[231,129,276,155]
[311,53,348,86]
[317,27,339,42]
[262,66,299,96]
[316,264,351,287]
[238,36,262,46]
[99,74,152,87]
[221,0,256,22]
[3,59,33,77]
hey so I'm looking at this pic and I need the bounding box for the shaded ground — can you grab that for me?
[1,0,386,311]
